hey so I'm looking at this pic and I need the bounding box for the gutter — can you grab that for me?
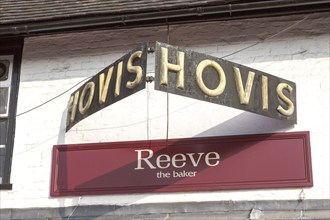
[0,0,329,37]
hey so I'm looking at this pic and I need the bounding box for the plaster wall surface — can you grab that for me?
[0,13,329,209]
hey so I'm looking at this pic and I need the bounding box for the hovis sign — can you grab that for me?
[66,44,148,131]
[66,42,296,131]
[154,42,296,123]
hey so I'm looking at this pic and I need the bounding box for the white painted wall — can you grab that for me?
[1,13,329,209]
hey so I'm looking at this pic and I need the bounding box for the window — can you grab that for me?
[0,38,23,189]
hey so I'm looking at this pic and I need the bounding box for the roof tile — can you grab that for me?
[0,0,233,24]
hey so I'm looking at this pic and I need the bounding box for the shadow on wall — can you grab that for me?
[196,111,294,138]
[56,109,67,145]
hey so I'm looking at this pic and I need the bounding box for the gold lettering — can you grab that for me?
[160,47,185,89]
[262,75,268,111]
[115,61,123,97]
[126,51,143,89]
[66,91,79,126]
[196,59,226,97]
[233,67,255,105]
[79,82,95,114]
[99,66,113,104]
[276,83,294,116]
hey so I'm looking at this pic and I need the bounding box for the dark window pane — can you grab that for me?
[0,60,9,81]
[0,120,8,145]
[0,87,9,116]
[0,153,6,184]
[0,125,6,183]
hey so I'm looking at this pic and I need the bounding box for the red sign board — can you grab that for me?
[50,131,312,196]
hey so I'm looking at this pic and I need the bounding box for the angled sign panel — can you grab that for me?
[154,42,297,123]
[66,43,148,131]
